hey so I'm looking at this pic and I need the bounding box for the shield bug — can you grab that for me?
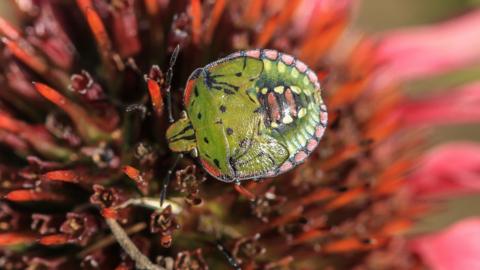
[163,48,327,200]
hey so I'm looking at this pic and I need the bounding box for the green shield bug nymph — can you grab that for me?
[166,49,327,184]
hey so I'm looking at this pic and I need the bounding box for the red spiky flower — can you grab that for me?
[0,1,479,269]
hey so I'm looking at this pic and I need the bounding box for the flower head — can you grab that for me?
[60,212,99,246]
[150,205,180,248]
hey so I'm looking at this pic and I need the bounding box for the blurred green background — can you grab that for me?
[359,0,480,148]
[0,0,479,234]
[2,0,479,30]
[359,0,480,234]
[357,0,479,31]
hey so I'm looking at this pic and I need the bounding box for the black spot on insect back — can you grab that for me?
[226,128,233,135]
[220,105,226,113]
[204,137,209,144]
[214,159,220,167]
[197,113,202,119]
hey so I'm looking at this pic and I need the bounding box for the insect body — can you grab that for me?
[166,49,327,182]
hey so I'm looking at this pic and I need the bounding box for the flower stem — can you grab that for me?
[116,197,182,213]
[78,222,147,258]
[105,218,164,270]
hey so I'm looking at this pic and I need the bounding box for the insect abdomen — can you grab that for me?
[240,49,327,169]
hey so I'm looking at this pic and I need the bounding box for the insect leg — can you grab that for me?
[216,240,242,270]
[160,153,183,206]
[125,103,148,119]
[166,44,181,123]
[234,181,256,201]
[121,59,150,117]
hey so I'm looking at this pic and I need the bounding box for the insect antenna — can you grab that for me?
[216,240,242,270]
[165,44,181,123]
[160,153,183,206]
[159,45,182,207]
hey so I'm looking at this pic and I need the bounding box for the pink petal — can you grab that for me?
[400,82,480,126]
[293,0,352,33]
[411,218,480,270]
[408,143,480,198]
[372,10,480,88]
